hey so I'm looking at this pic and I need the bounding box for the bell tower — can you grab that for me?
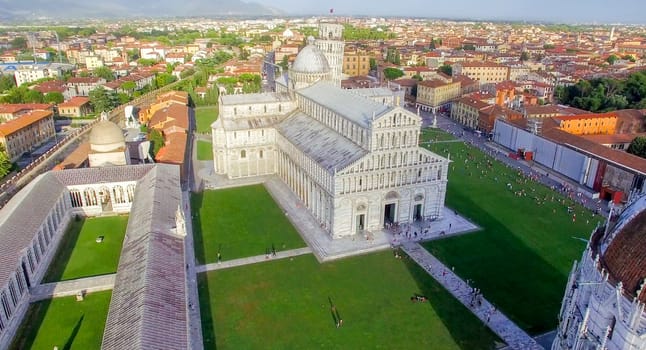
[315,23,345,87]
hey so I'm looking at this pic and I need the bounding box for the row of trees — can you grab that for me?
[555,70,646,112]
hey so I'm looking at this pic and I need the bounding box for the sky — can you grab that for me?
[254,0,646,24]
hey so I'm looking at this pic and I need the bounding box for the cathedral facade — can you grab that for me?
[212,25,449,239]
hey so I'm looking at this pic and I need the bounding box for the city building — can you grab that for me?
[57,96,92,118]
[554,112,618,136]
[452,61,510,84]
[0,104,54,123]
[67,77,106,97]
[13,63,74,87]
[552,196,646,350]
[0,110,55,161]
[213,25,449,239]
[450,96,490,130]
[343,48,371,77]
[416,79,461,113]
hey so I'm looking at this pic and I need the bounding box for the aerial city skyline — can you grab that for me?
[0,3,645,349]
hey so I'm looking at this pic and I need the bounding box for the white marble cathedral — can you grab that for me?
[212,23,449,239]
[552,196,646,350]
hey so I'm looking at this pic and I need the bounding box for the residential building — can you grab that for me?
[0,103,54,123]
[416,79,461,113]
[67,77,106,97]
[57,97,92,118]
[85,55,104,70]
[452,61,510,84]
[13,64,73,87]
[343,48,371,76]
[554,112,618,135]
[0,110,55,161]
[450,96,490,129]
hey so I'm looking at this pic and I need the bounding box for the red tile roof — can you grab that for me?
[155,132,187,165]
[0,110,53,136]
[58,96,90,108]
[601,210,646,303]
[0,103,53,114]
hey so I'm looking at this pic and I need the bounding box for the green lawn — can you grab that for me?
[10,291,112,350]
[422,139,596,334]
[192,185,306,264]
[199,252,500,349]
[421,127,459,142]
[196,106,218,134]
[43,216,129,282]
[196,140,214,160]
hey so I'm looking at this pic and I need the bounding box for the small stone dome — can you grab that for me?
[291,38,330,74]
[89,120,125,152]
[599,196,646,302]
[282,27,294,38]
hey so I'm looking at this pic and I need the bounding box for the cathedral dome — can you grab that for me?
[282,27,294,38]
[599,196,646,302]
[89,119,125,153]
[291,38,330,74]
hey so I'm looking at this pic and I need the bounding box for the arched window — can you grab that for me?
[84,188,97,206]
[69,189,82,207]
[241,150,246,159]
[127,184,136,202]
[113,185,125,204]
[259,150,264,159]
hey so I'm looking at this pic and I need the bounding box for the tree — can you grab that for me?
[0,75,16,91]
[120,81,137,95]
[148,129,165,157]
[155,73,177,88]
[93,66,115,81]
[44,92,64,104]
[520,51,530,61]
[383,67,404,81]
[462,44,476,51]
[607,55,619,65]
[369,58,377,71]
[0,148,11,179]
[23,90,43,103]
[279,55,289,72]
[438,64,452,76]
[89,86,119,112]
[10,37,27,50]
[137,58,157,67]
[627,136,646,159]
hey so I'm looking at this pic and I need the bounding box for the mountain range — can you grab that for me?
[0,0,283,21]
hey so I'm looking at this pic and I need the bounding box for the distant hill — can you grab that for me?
[0,0,283,20]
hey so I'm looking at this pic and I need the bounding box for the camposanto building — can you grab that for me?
[552,196,646,350]
[212,24,449,238]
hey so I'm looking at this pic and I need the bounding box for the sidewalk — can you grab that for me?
[197,247,313,272]
[401,242,543,350]
[30,274,115,302]
[182,190,204,350]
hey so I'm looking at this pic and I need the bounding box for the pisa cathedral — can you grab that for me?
[212,24,449,238]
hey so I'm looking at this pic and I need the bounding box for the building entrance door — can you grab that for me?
[384,203,396,225]
[413,204,422,221]
[356,214,365,233]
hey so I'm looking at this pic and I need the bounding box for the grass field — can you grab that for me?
[196,106,218,134]
[43,216,129,282]
[199,252,500,349]
[421,130,596,334]
[192,185,306,264]
[196,140,214,160]
[10,291,112,350]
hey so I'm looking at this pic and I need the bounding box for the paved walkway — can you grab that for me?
[182,190,204,350]
[30,274,115,302]
[401,242,543,350]
[197,247,313,272]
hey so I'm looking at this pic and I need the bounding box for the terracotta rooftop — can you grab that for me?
[455,96,490,110]
[155,132,187,165]
[418,79,455,88]
[524,105,590,116]
[0,110,53,136]
[58,96,90,108]
[0,103,53,114]
[67,77,102,84]
[602,209,646,303]
[554,112,617,122]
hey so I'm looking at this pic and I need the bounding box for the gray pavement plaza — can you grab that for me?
[30,274,115,302]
